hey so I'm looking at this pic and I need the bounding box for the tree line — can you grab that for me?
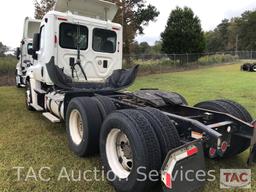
[205,10,256,52]
[133,8,256,55]
[1,1,255,57]
[0,42,9,57]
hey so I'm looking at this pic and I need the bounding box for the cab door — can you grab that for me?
[56,21,92,82]
[88,27,121,80]
[56,20,122,82]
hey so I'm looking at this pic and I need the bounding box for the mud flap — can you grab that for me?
[247,120,256,165]
[161,140,206,192]
[247,144,256,165]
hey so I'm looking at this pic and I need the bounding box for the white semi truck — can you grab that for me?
[25,0,256,191]
[15,17,41,87]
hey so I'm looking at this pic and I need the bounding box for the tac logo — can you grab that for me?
[220,169,251,189]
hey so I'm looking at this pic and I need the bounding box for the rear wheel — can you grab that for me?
[93,95,116,120]
[241,63,252,71]
[100,109,162,192]
[216,99,253,123]
[252,64,256,72]
[194,100,251,157]
[138,107,181,160]
[175,93,188,105]
[66,97,102,157]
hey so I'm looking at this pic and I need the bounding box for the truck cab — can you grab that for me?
[16,17,41,87]
[29,0,123,86]
[24,1,256,192]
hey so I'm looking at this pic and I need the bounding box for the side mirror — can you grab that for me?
[32,33,40,60]
[28,48,33,55]
[27,44,33,55]
[33,33,40,52]
[32,51,38,60]
[16,47,21,60]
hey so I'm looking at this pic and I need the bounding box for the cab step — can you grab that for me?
[30,104,44,111]
[42,112,61,123]
[34,88,47,94]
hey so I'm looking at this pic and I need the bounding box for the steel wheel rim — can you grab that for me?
[69,109,84,145]
[106,129,133,179]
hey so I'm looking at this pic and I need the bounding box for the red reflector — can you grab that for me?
[54,35,58,44]
[187,147,198,156]
[209,147,217,158]
[253,120,256,128]
[112,27,120,31]
[166,173,172,189]
[58,18,67,21]
[221,141,228,153]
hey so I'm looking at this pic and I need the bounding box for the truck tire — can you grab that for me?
[216,99,253,123]
[138,107,181,160]
[241,63,252,71]
[252,64,256,72]
[175,92,188,105]
[15,70,22,88]
[93,96,116,120]
[66,97,102,157]
[16,77,22,88]
[194,100,251,157]
[25,79,35,111]
[100,109,162,192]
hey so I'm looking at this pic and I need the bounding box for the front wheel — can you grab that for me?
[25,79,34,111]
[15,70,22,88]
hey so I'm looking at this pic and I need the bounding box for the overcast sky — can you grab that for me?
[0,0,255,48]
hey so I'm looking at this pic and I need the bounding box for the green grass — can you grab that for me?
[0,63,256,191]
[0,56,16,74]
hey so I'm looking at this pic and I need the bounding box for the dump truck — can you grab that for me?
[25,0,256,191]
[15,17,41,87]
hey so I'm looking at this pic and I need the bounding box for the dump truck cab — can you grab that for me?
[15,17,40,87]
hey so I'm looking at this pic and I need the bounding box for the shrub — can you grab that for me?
[198,54,238,65]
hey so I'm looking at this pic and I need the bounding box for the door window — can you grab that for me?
[59,23,88,50]
[93,28,117,53]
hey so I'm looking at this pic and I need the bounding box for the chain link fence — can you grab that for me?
[0,51,256,87]
[123,51,256,75]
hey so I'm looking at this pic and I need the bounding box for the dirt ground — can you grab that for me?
[0,74,15,86]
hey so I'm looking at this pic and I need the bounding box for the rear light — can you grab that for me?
[209,147,217,158]
[221,141,228,153]
[58,17,67,21]
[112,27,120,31]
[54,35,58,44]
